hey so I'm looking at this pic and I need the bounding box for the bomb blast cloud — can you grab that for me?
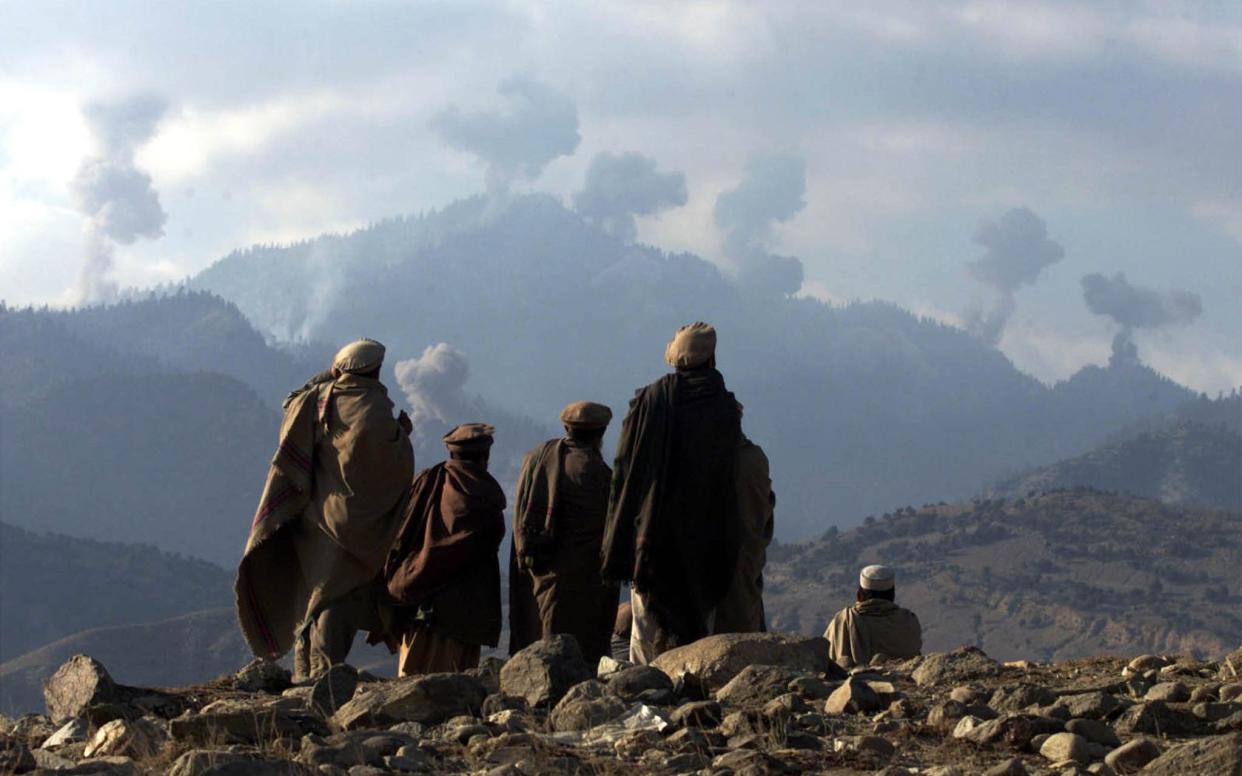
[964,207,1064,344]
[430,76,580,194]
[1080,272,1203,365]
[713,152,807,296]
[572,152,687,242]
[394,342,472,430]
[70,95,169,304]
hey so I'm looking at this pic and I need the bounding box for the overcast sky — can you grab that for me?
[2,1,1239,392]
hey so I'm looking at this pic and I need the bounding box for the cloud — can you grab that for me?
[714,151,807,296]
[430,75,580,193]
[1080,271,1203,365]
[393,342,472,431]
[69,95,168,304]
[963,206,1065,344]
[572,151,687,242]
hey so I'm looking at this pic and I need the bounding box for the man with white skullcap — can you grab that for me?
[822,564,922,668]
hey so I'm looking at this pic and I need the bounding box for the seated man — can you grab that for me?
[823,564,922,668]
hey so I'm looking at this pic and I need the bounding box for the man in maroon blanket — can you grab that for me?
[384,423,506,676]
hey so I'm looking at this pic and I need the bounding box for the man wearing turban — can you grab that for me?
[601,322,743,663]
[236,338,415,679]
[823,564,923,668]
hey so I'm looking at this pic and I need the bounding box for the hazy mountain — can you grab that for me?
[984,422,1241,511]
[192,194,1199,539]
[764,490,1241,663]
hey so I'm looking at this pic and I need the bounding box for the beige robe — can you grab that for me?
[823,598,922,668]
[713,439,774,634]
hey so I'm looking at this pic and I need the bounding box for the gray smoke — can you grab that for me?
[1081,272,1203,366]
[572,151,687,242]
[393,343,474,433]
[964,207,1065,344]
[430,76,580,194]
[70,95,169,304]
[714,152,807,296]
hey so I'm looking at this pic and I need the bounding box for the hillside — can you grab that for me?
[192,194,1198,539]
[764,490,1241,662]
[985,422,1241,511]
[0,523,233,662]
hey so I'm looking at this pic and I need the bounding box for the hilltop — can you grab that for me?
[764,490,1241,663]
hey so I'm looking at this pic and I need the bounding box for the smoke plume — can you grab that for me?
[430,76,580,194]
[1080,272,1203,366]
[70,95,169,304]
[393,343,475,433]
[714,152,807,296]
[963,207,1065,344]
[573,151,687,242]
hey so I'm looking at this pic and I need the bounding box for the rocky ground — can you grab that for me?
[0,633,1239,775]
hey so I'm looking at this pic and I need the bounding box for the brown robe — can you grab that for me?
[235,373,413,659]
[713,438,775,634]
[508,438,618,664]
[384,459,506,652]
[823,598,923,668]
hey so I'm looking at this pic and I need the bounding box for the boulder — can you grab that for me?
[1102,737,1160,773]
[651,633,832,693]
[310,664,359,716]
[498,635,592,709]
[1060,691,1121,720]
[912,648,1001,687]
[333,673,487,730]
[957,714,1060,750]
[1113,700,1202,736]
[716,665,809,707]
[44,656,121,723]
[605,665,673,702]
[548,681,627,732]
[1038,732,1090,764]
[1138,732,1240,776]
[1064,717,1119,747]
[824,677,884,715]
[233,659,292,694]
[83,717,167,759]
[170,703,330,745]
[989,684,1056,712]
[1144,682,1190,703]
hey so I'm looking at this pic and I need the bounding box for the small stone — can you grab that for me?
[596,656,628,679]
[1144,682,1190,703]
[32,748,77,770]
[0,734,35,774]
[1221,684,1242,703]
[1065,718,1119,746]
[1193,701,1242,721]
[668,700,721,728]
[951,686,988,705]
[40,718,91,749]
[498,635,592,709]
[984,757,1029,776]
[763,693,807,717]
[83,717,167,759]
[912,647,1000,687]
[606,665,672,702]
[1104,738,1161,773]
[952,715,984,738]
[1061,691,1120,720]
[234,659,293,693]
[1114,700,1201,736]
[824,676,883,714]
[716,664,807,706]
[1126,655,1169,674]
[311,664,359,716]
[1189,685,1219,704]
[788,676,833,699]
[990,684,1055,712]
[928,700,967,733]
[1040,732,1091,764]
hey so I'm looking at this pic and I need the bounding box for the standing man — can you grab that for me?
[236,338,414,680]
[509,401,618,665]
[823,564,923,668]
[713,426,775,634]
[601,322,742,663]
[384,423,506,676]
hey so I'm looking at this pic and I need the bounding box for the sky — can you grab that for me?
[2,0,1239,393]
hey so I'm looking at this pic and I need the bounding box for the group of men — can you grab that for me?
[235,322,922,680]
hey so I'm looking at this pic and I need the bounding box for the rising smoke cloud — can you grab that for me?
[70,95,169,304]
[1081,272,1203,366]
[393,342,474,435]
[430,76,580,195]
[572,151,687,242]
[963,207,1065,345]
[713,152,807,296]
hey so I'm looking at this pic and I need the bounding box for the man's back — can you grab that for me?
[823,598,922,668]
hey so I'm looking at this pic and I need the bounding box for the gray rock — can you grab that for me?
[1193,701,1242,721]
[605,665,672,702]
[41,718,91,749]
[1221,684,1242,703]
[824,676,883,714]
[834,734,894,757]
[33,747,78,770]
[668,700,722,728]
[170,704,329,745]
[958,714,1060,750]
[234,660,293,694]
[1137,732,1241,776]
[1219,648,1242,681]
[716,664,807,707]
[1125,655,1169,674]
[0,733,36,773]
[711,748,785,774]
[951,686,990,705]
[51,756,138,775]
[990,684,1056,712]
[498,635,592,709]
[912,648,1001,687]
[984,758,1029,776]
[169,750,315,775]
[311,664,359,716]
[333,673,486,730]
[1061,691,1121,720]
[1102,737,1160,773]
[44,656,120,724]
[1144,681,1190,703]
[83,717,167,759]
[650,632,833,693]
[1189,685,1219,704]
[1039,732,1091,764]
[547,681,626,732]
[1065,717,1119,746]
[763,693,808,717]
[927,700,967,733]
[789,676,834,700]
[1113,699,1202,736]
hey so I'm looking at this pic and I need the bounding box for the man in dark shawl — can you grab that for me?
[508,401,619,665]
[601,322,742,663]
[713,428,775,634]
[384,423,506,676]
[236,338,414,680]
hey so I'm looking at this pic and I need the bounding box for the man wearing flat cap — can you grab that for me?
[823,564,922,668]
[508,401,619,665]
[384,423,506,676]
[237,338,415,680]
[602,322,743,663]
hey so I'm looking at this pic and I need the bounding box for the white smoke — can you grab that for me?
[70,95,169,305]
[573,151,687,242]
[393,343,474,434]
[714,152,807,296]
